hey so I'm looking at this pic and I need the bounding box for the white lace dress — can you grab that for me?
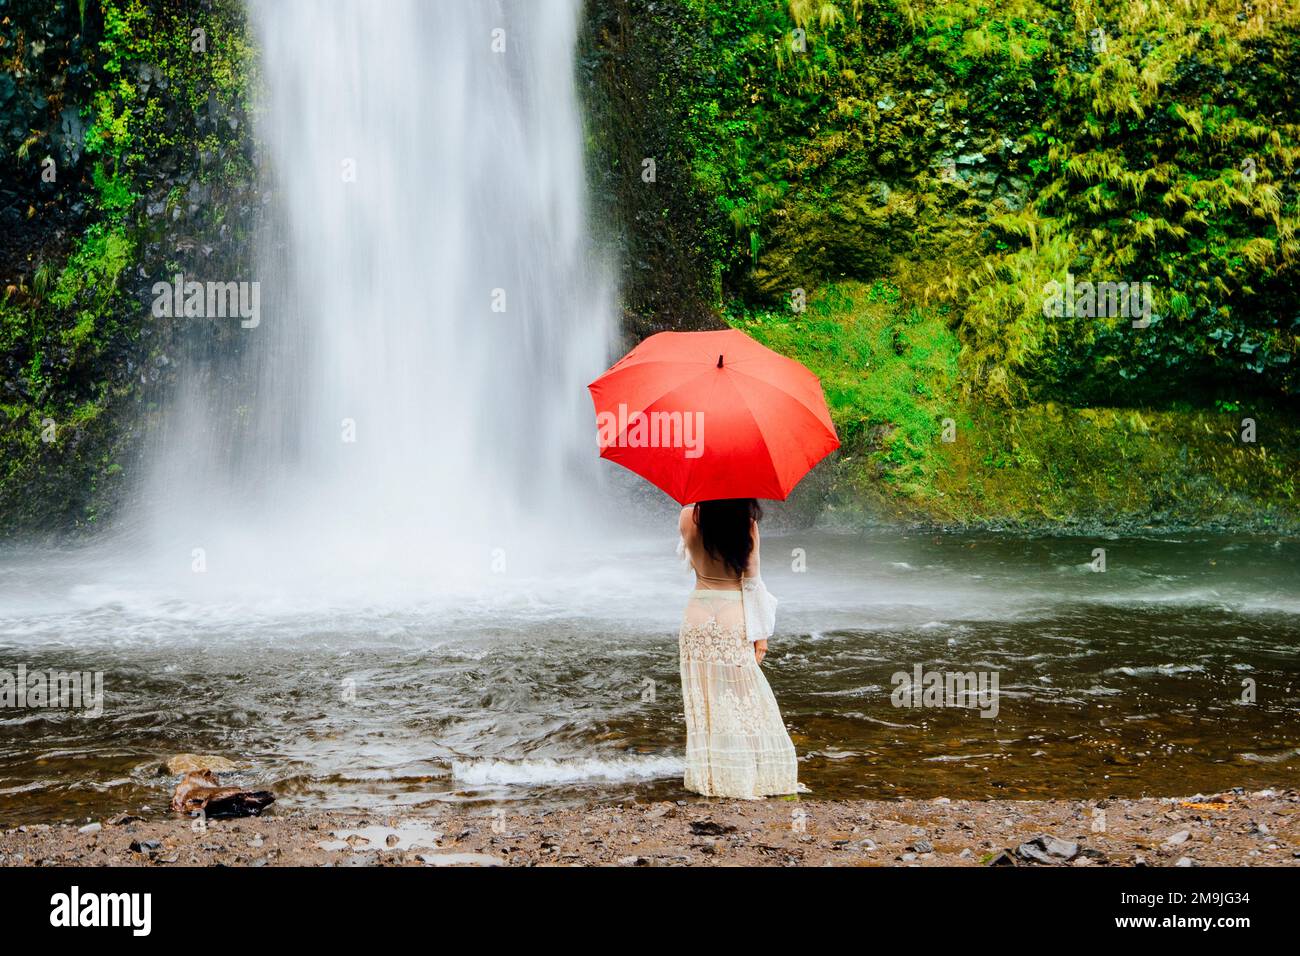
[677,542,799,799]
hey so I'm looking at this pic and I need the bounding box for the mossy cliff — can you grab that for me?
[0,0,257,536]
[581,0,1299,530]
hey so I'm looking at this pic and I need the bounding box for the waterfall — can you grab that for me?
[134,0,615,602]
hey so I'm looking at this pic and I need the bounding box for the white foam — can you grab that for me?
[452,754,682,787]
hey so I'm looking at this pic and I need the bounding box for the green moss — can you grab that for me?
[721,279,1297,529]
[925,402,1300,529]
[48,224,133,313]
[726,280,964,493]
[652,0,1299,404]
[0,0,256,536]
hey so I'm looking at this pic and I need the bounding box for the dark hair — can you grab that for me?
[693,499,762,578]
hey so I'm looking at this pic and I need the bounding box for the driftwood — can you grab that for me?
[171,769,275,818]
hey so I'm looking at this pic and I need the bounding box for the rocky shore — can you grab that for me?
[2,790,1295,867]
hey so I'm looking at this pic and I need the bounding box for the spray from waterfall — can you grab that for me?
[132,0,616,602]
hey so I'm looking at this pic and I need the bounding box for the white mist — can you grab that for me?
[134,0,615,604]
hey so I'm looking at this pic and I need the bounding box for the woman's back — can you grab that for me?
[675,499,796,799]
[679,504,758,590]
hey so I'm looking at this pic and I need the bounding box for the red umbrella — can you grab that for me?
[587,329,839,503]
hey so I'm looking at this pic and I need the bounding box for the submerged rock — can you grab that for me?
[164,754,240,775]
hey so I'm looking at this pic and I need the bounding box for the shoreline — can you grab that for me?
[3,790,1295,867]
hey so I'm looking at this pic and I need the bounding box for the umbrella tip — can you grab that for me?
[717,354,723,368]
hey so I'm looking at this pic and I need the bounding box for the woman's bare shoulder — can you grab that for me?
[679,505,696,537]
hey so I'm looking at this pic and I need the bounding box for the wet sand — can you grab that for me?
[3,790,1296,867]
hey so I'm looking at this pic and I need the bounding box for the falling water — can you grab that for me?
[134,0,615,602]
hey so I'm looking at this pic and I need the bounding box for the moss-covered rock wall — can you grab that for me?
[1,0,258,537]
[580,0,1299,530]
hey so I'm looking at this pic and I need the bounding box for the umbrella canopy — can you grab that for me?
[587,329,839,503]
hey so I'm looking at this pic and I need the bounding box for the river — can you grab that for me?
[1,529,1296,825]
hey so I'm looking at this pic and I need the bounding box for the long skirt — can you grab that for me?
[678,589,798,799]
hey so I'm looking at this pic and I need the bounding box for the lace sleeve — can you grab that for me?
[742,576,778,644]
[675,535,692,572]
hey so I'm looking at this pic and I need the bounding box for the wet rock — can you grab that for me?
[689,821,735,836]
[1016,835,1079,864]
[164,754,239,775]
[108,813,143,827]
[171,770,275,818]
[130,839,162,855]
[56,107,84,164]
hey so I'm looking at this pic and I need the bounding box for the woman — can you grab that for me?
[677,498,798,799]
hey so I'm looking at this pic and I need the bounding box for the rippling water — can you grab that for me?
[1,530,1297,825]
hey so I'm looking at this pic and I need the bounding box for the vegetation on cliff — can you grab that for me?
[584,0,1299,528]
[1,0,256,534]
